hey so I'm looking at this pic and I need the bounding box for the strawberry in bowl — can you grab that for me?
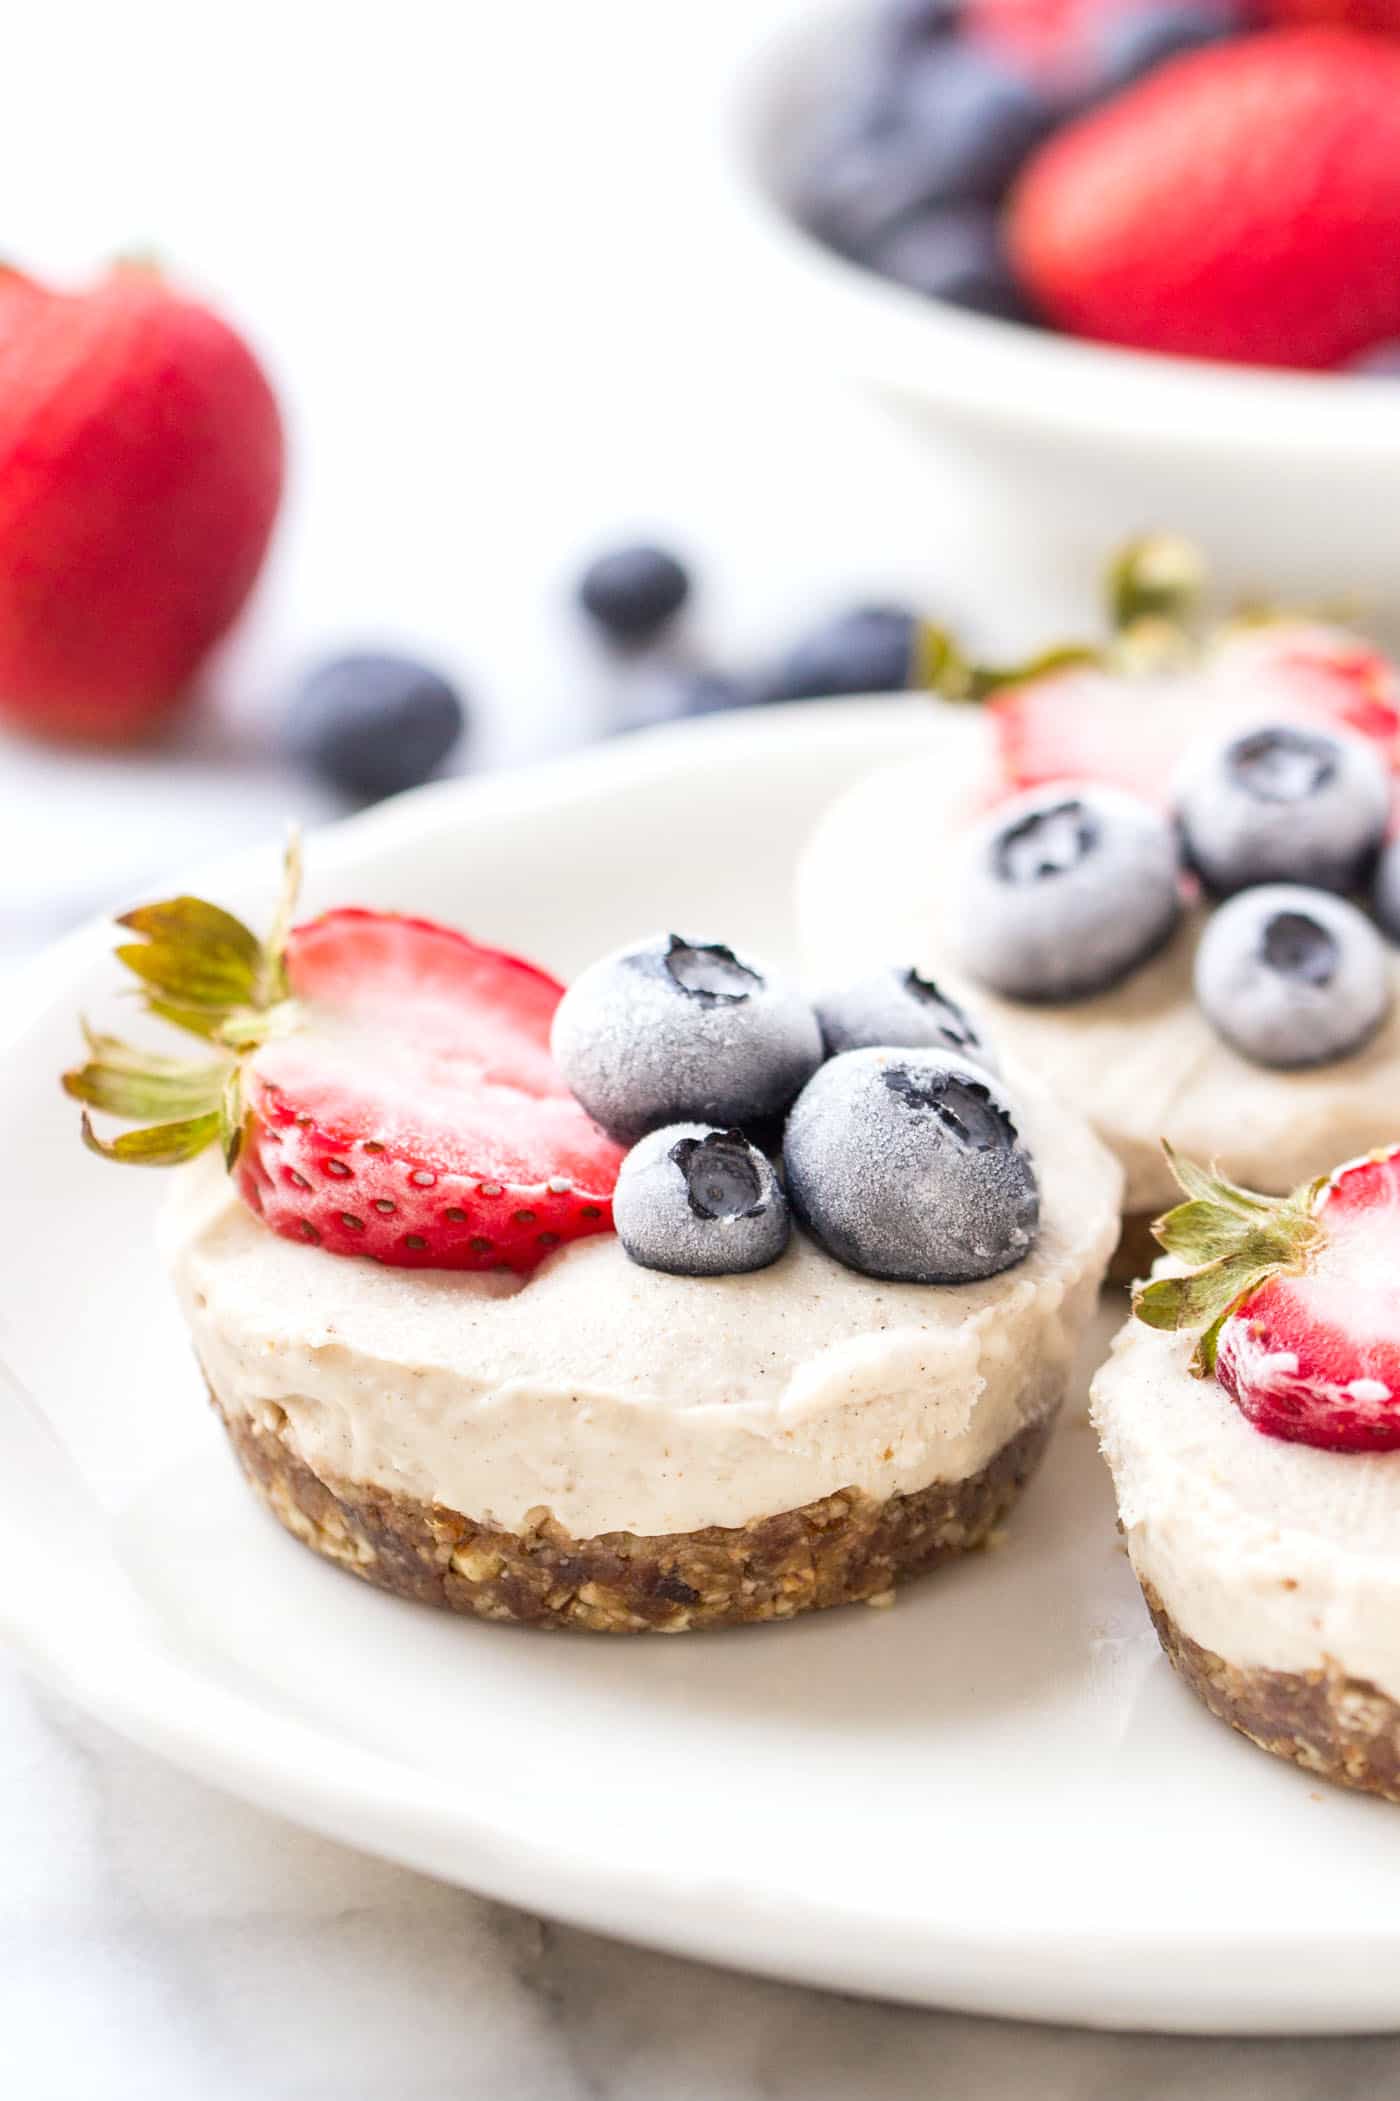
[67,846,1121,1631]
[785,0,1400,375]
[731,2,1400,607]
[1092,1140,1400,1799]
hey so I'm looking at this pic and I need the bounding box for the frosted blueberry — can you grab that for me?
[815,965,998,1070]
[1374,837,1400,941]
[783,1048,1040,1284]
[1175,721,1389,898]
[551,933,824,1144]
[952,784,1181,1001]
[1194,885,1392,1068]
[613,1125,790,1277]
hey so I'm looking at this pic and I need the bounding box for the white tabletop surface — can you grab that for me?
[5,1,1396,2090]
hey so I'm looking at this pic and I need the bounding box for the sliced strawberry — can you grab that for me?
[1135,1145,1400,1452]
[990,624,1400,807]
[65,858,625,1276]
[1214,1149,1400,1451]
[1214,625,1400,752]
[990,662,1200,805]
[239,911,622,1271]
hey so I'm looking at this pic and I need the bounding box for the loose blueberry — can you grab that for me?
[551,933,824,1144]
[865,204,1038,322]
[1194,885,1392,1068]
[759,606,916,704]
[285,652,466,803]
[783,1048,1040,1284]
[815,965,998,1070]
[1375,838,1400,940]
[1090,3,1238,98]
[613,1124,791,1277]
[578,544,690,645]
[952,784,1182,1001]
[798,46,1053,253]
[1175,722,1390,898]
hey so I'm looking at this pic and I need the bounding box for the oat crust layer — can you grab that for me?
[215,1389,1056,1633]
[1144,1581,1400,1802]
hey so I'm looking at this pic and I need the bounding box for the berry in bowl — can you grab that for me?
[797,543,1400,1277]
[66,847,1121,1633]
[722,2,1400,599]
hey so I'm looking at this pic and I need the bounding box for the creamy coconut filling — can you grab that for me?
[796,720,1400,1216]
[1091,1309,1400,1702]
[162,1074,1120,1539]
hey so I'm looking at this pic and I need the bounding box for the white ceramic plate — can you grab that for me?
[7,698,1400,2036]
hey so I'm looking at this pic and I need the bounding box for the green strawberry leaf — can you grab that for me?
[1132,1142,1324,1377]
[65,834,306,1172]
[116,895,261,971]
[80,1108,222,1166]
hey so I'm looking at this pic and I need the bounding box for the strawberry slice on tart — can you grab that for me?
[988,622,1400,810]
[1091,1140,1400,1800]
[914,538,1400,811]
[1136,1142,1400,1451]
[64,844,624,1274]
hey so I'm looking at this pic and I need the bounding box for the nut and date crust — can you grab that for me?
[214,1389,1058,1633]
[1143,1580,1400,1803]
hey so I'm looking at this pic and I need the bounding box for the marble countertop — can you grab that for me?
[11,1661,1400,2100]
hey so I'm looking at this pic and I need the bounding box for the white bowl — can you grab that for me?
[720,2,1400,614]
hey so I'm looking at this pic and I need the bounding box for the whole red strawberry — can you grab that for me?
[63,846,624,1274]
[1008,29,1400,368]
[0,262,283,743]
[1137,1144,1400,1451]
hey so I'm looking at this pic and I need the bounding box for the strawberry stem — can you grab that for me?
[1106,534,1206,637]
[913,621,1100,706]
[64,839,305,1174]
[1131,1142,1324,1376]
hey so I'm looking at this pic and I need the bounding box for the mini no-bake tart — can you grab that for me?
[798,553,1400,1272]
[66,848,1120,1632]
[1093,1143,1400,1801]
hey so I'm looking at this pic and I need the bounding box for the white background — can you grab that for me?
[0,0,1088,955]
